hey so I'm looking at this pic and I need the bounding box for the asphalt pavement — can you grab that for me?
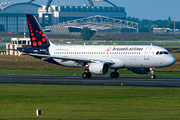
[0,74,180,87]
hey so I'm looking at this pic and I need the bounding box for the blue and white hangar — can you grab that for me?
[0,0,138,34]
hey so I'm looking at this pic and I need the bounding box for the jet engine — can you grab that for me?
[129,68,151,74]
[89,62,110,75]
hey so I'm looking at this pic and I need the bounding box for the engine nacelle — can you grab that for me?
[129,68,151,74]
[89,62,110,75]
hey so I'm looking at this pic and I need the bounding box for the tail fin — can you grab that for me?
[26,14,50,48]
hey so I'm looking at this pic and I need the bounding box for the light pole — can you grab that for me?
[174,18,175,34]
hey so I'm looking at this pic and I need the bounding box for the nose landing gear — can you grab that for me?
[151,68,156,79]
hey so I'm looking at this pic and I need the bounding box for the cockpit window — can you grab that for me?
[156,52,159,55]
[156,51,169,55]
[160,51,163,55]
[163,52,169,54]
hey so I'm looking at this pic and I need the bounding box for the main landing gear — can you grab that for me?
[82,71,91,78]
[82,70,120,78]
[110,69,119,78]
[151,68,156,79]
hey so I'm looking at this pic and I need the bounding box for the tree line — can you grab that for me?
[127,16,180,33]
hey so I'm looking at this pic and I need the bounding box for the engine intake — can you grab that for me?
[89,62,110,75]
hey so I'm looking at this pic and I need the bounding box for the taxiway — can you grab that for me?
[0,74,180,87]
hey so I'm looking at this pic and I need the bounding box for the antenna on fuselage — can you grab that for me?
[150,43,153,46]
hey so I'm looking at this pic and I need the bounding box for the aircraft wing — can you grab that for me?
[28,53,114,64]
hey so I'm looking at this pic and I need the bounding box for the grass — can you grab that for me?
[0,84,180,119]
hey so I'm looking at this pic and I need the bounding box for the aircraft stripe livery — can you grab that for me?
[24,14,176,79]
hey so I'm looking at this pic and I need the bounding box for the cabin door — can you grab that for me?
[144,48,151,60]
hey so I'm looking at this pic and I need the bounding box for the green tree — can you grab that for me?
[158,23,163,28]
[0,24,5,32]
[151,24,158,28]
[80,27,94,40]
[170,22,180,29]
[139,27,149,32]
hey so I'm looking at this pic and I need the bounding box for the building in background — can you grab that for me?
[0,2,41,33]
[6,37,31,55]
[153,28,180,34]
[45,15,138,34]
[0,0,138,34]
[38,5,126,28]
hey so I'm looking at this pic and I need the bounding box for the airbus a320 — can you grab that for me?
[21,14,176,79]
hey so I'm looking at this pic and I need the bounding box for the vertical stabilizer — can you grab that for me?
[26,14,50,48]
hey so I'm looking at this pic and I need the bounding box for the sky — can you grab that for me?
[111,0,180,21]
[2,0,180,21]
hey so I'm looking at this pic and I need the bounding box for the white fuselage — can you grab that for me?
[49,45,176,69]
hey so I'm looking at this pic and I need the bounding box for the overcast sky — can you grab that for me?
[2,0,180,21]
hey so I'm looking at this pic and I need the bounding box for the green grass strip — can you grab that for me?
[0,84,180,119]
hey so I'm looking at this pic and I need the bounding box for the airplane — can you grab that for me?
[21,14,176,79]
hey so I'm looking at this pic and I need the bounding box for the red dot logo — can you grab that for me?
[42,38,46,42]
[33,42,37,46]
[39,31,42,34]
[41,34,45,37]
[38,41,42,45]
[32,37,35,41]
[36,30,38,33]
[30,33,34,36]
[30,29,33,32]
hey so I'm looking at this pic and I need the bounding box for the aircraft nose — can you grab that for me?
[168,55,176,66]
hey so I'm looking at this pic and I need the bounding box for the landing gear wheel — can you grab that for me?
[82,72,91,78]
[87,72,91,78]
[110,72,119,78]
[151,75,156,79]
